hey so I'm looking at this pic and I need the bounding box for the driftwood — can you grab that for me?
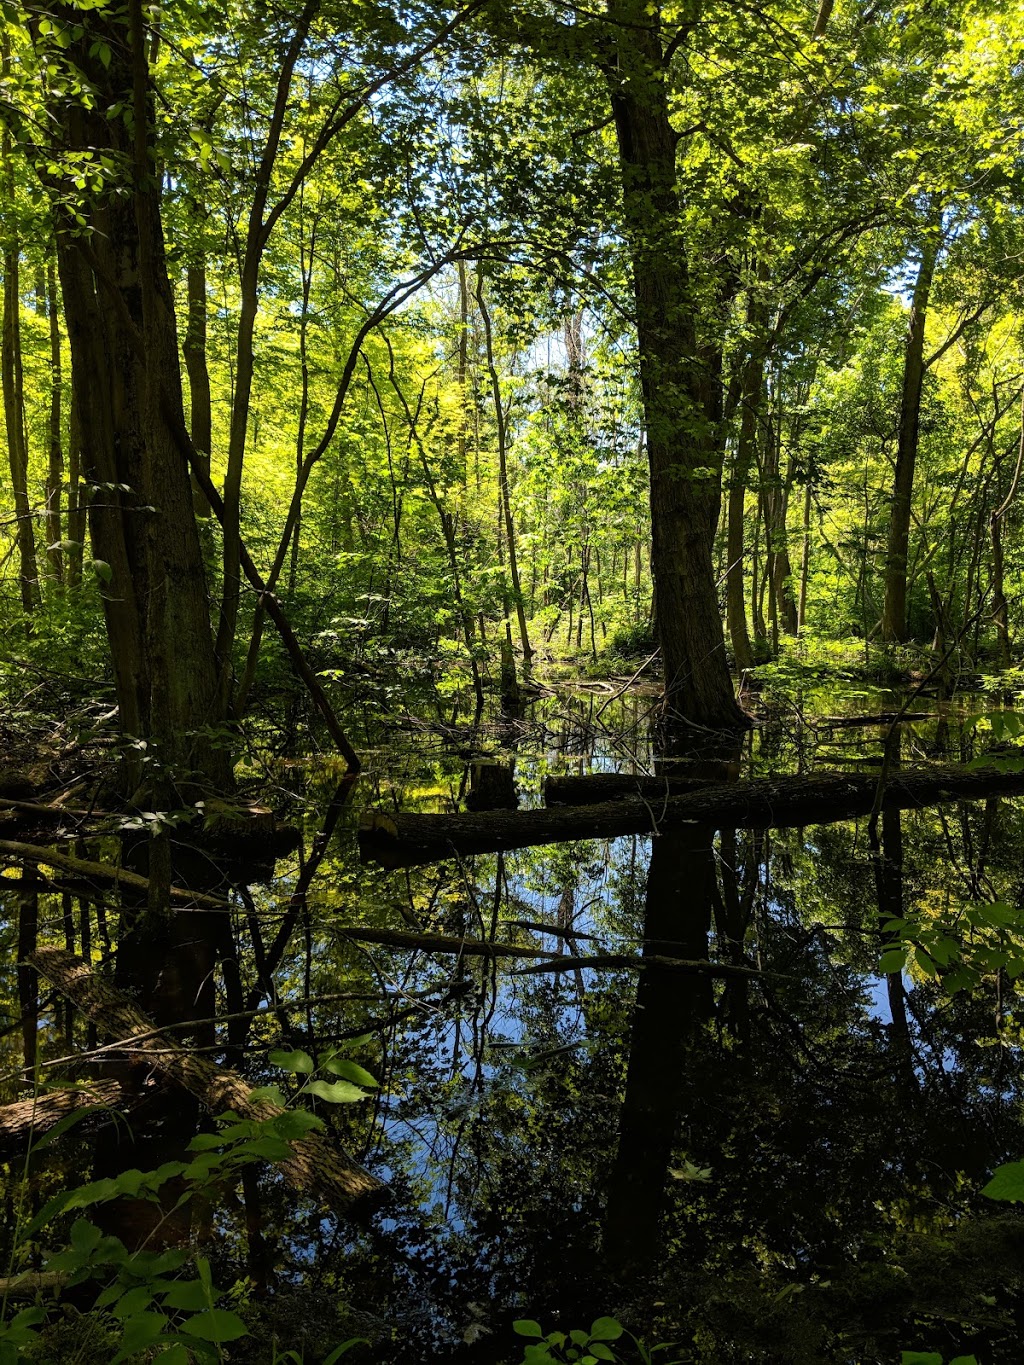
[0,841,230,910]
[29,948,382,1213]
[544,773,719,805]
[359,763,1024,868]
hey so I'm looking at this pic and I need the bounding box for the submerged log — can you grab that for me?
[544,772,718,805]
[360,763,1024,869]
[30,948,383,1213]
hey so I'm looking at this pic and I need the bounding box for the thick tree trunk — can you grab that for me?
[882,232,939,642]
[51,5,228,789]
[360,763,1024,867]
[603,0,745,729]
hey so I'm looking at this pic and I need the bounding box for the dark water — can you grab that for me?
[7,683,1024,1362]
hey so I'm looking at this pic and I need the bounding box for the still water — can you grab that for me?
[8,684,1024,1363]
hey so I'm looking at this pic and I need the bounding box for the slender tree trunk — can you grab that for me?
[798,482,812,629]
[1,46,41,614]
[65,390,83,587]
[603,0,745,728]
[182,214,212,518]
[44,257,64,584]
[882,230,940,642]
[990,395,1023,669]
[726,331,764,673]
[476,274,533,666]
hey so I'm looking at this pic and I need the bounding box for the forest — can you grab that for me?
[5,0,1024,1360]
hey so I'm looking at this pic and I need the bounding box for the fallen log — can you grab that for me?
[30,948,382,1213]
[0,1080,139,1159]
[359,763,1024,868]
[0,841,230,910]
[544,773,719,805]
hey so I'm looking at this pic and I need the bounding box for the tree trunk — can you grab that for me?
[50,2,229,790]
[476,274,533,665]
[182,224,212,518]
[1,41,41,615]
[882,231,940,642]
[44,256,64,584]
[603,0,745,729]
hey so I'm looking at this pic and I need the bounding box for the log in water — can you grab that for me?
[359,763,1024,869]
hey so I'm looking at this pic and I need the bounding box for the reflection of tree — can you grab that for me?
[605,823,717,1274]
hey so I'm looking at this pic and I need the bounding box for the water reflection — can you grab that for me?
[7,690,1024,1361]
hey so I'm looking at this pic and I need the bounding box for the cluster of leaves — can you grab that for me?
[513,1317,682,1365]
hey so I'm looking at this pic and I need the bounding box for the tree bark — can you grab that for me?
[2,37,41,615]
[30,948,383,1213]
[359,763,1024,867]
[45,256,64,584]
[603,0,745,728]
[47,3,229,790]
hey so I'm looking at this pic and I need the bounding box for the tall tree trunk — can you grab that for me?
[44,256,63,585]
[726,333,764,673]
[798,482,812,629]
[990,395,1023,670]
[65,389,83,588]
[1,44,41,615]
[182,213,212,518]
[603,0,745,729]
[476,275,533,666]
[49,1,228,790]
[882,231,940,643]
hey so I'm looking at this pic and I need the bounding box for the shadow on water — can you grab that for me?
[8,687,1024,1360]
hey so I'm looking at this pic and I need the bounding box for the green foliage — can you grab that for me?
[0,1039,378,1361]
[513,1318,683,1365]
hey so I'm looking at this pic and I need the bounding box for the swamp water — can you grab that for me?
[5,684,1024,1363]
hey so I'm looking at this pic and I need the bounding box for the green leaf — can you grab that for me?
[247,1084,288,1106]
[152,1347,192,1364]
[91,558,113,583]
[160,1280,213,1311]
[300,1079,367,1104]
[571,1328,590,1345]
[69,1218,102,1253]
[982,1160,1024,1201]
[590,1346,616,1362]
[7,1308,45,1332]
[590,1318,624,1341]
[111,1286,156,1319]
[270,1109,324,1140]
[322,1339,370,1362]
[900,1355,943,1365]
[269,1048,314,1074]
[878,949,905,974]
[514,1320,544,1338]
[323,1057,378,1088]
[184,1308,248,1343]
[110,1312,168,1363]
